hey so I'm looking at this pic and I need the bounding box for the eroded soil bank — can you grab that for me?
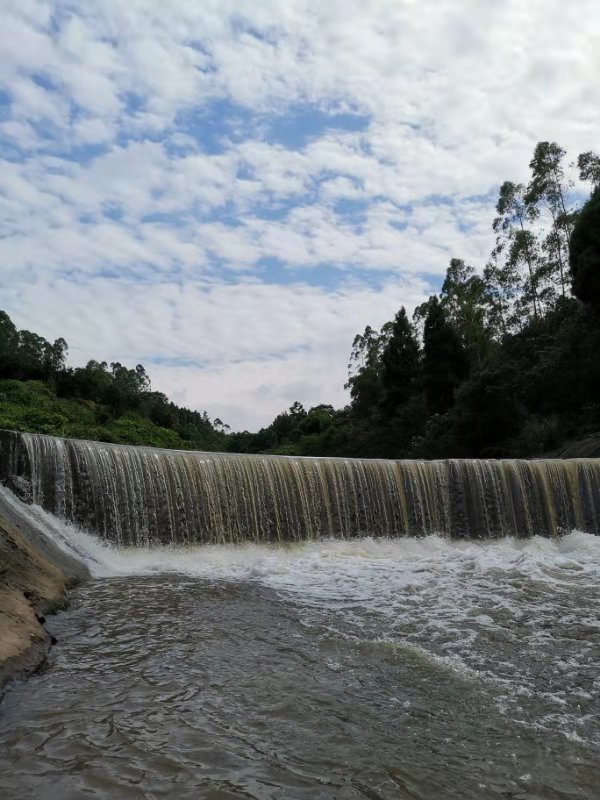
[0,491,88,695]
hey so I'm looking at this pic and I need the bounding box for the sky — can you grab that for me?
[1,1,599,431]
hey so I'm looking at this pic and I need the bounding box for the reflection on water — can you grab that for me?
[1,534,600,799]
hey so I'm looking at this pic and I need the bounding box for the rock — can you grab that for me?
[0,495,88,697]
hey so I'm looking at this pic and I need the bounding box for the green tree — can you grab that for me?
[345,323,392,417]
[570,188,600,313]
[440,258,494,367]
[526,141,574,297]
[17,330,58,379]
[45,337,68,375]
[298,404,336,436]
[0,312,19,377]
[104,362,151,415]
[422,297,468,415]
[482,258,519,336]
[268,402,307,445]
[492,181,542,324]
[380,308,420,413]
[577,151,600,190]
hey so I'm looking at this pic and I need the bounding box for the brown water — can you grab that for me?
[2,430,600,544]
[1,532,599,799]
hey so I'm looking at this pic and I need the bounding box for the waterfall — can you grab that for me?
[1,430,599,546]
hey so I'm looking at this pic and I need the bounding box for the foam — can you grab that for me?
[4,486,600,743]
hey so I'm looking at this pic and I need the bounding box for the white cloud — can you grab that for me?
[3,275,429,429]
[1,0,599,427]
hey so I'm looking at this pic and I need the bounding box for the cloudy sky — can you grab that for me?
[2,1,599,430]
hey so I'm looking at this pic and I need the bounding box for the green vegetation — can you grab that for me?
[1,141,599,459]
[0,316,226,450]
[231,142,600,459]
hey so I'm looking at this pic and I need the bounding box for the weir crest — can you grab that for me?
[0,431,599,546]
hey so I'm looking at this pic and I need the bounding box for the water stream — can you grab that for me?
[2,431,600,543]
[0,434,599,798]
[1,499,600,798]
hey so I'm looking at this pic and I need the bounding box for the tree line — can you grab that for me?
[0,312,225,450]
[234,143,600,458]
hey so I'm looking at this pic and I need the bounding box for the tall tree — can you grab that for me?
[0,311,18,377]
[577,151,600,191]
[570,188,600,313]
[526,141,574,297]
[483,258,518,336]
[492,181,542,324]
[422,297,468,415]
[346,322,393,416]
[440,258,494,367]
[380,307,420,413]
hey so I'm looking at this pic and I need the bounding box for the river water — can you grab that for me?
[1,531,600,799]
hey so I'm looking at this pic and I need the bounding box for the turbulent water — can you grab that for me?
[1,431,600,544]
[1,435,600,798]
[1,497,600,798]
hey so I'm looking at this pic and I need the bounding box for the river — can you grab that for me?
[1,531,599,799]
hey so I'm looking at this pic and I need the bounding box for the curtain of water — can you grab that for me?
[1,431,599,546]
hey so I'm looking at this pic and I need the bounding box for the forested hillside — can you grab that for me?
[1,141,599,458]
[231,143,600,458]
[0,314,227,451]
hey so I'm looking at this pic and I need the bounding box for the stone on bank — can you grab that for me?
[0,492,88,696]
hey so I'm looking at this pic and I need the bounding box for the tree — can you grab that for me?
[345,322,393,416]
[526,142,574,297]
[380,307,420,413]
[483,258,519,336]
[299,404,335,436]
[269,402,307,444]
[440,258,494,367]
[289,401,306,418]
[570,188,600,313]
[422,297,468,415]
[347,325,392,374]
[17,330,51,378]
[45,337,68,375]
[104,362,151,415]
[577,151,600,190]
[492,181,542,324]
[0,311,19,377]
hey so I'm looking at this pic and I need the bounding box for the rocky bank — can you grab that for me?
[0,491,88,696]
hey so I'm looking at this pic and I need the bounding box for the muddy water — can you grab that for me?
[1,534,600,799]
[4,431,600,543]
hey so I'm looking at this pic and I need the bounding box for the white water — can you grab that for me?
[6,486,600,745]
[7,485,600,588]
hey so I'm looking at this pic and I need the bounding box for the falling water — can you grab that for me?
[1,430,599,546]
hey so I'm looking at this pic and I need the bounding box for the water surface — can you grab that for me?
[1,533,600,799]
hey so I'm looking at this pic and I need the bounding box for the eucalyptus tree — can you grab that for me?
[570,188,600,313]
[577,151,600,191]
[345,322,393,416]
[491,181,542,326]
[526,141,575,298]
[0,311,18,377]
[440,258,495,367]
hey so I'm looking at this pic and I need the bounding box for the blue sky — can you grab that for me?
[1,0,599,429]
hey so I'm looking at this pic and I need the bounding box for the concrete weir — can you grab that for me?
[1,430,599,547]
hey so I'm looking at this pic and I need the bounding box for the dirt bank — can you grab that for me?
[0,492,88,696]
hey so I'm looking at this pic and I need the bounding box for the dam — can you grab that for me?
[1,430,599,546]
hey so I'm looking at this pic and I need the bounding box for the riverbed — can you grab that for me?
[1,534,599,799]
